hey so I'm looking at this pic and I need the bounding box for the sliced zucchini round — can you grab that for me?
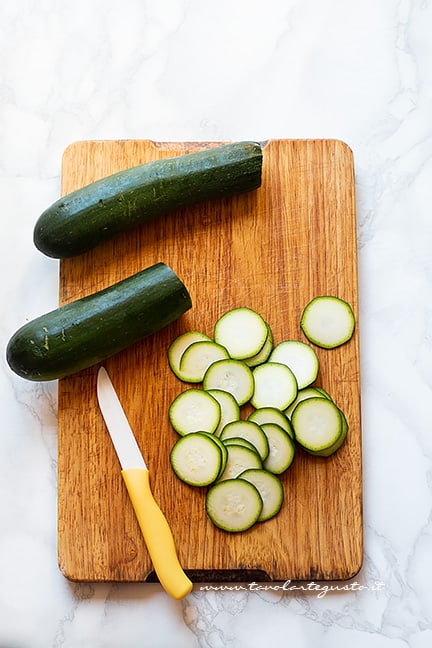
[247,407,294,439]
[206,479,263,532]
[291,397,343,453]
[260,423,296,474]
[284,386,328,419]
[203,359,254,406]
[170,433,222,486]
[300,296,355,349]
[219,420,269,461]
[179,340,229,383]
[217,444,262,481]
[214,307,268,360]
[269,340,319,389]
[200,432,229,477]
[238,468,284,521]
[168,388,221,435]
[167,330,211,381]
[221,437,261,455]
[251,362,297,410]
[206,388,240,437]
[309,408,348,457]
[243,325,274,367]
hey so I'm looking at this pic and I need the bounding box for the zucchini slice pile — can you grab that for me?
[167,300,355,533]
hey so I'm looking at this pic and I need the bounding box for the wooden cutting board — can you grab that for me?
[57,139,363,584]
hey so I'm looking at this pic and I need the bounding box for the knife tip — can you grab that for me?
[97,365,108,383]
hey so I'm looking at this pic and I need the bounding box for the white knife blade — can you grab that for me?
[97,366,146,470]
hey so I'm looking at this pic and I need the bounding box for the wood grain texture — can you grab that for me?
[57,139,363,583]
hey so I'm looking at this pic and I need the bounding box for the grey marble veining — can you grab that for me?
[1,0,432,646]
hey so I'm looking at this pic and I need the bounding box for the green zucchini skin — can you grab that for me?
[6,263,192,381]
[34,141,263,259]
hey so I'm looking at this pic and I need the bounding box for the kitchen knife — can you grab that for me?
[96,366,193,600]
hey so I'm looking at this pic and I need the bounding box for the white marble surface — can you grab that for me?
[1,0,432,646]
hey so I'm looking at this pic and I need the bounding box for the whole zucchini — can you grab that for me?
[34,141,263,258]
[6,263,191,381]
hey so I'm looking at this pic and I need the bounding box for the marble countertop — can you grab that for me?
[1,1,431,646]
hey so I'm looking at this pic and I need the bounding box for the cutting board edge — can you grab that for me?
[60,137,355,165]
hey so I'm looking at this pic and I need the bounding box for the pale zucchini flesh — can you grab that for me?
[300,296,355,349]
[214,307,268,360]
[179,340,229,383]
[206,479,263,532]
[284,386,327,419]
[251,361,298,410]
[200,432,229,477]
[261,423,296,474]
[248,407,294,439]
[170,433,222,486]
[269,340,319,389]
[217,444,262,481]
[203,359,254,406]
[219,420,269,462]
[167,330,211,381]
[221,437,260,454]
[206,388,240,436]
[309,408,349,457]
[291,397,343,452]
[243,325,274,367]
[239,469,284,522]
[168,388,221,436]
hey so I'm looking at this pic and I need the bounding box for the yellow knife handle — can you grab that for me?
[121,468,193,600]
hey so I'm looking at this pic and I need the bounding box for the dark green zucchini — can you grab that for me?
[34,141,263,258]
[6,263,191,381]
